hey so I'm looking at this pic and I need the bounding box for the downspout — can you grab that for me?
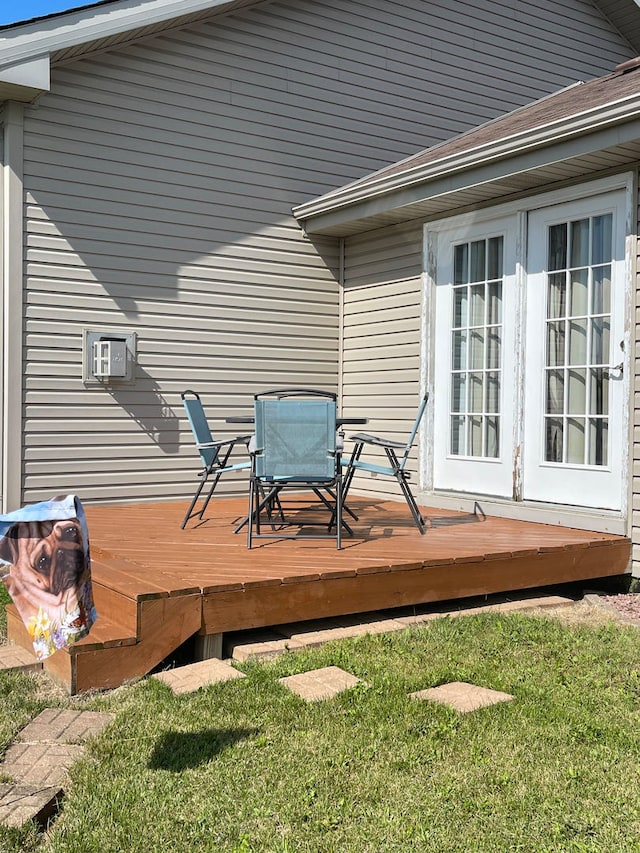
[1,101,24,512]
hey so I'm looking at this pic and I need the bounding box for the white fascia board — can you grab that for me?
[0,54,50,99]
[0,0,232,69]
[293,93,640,222]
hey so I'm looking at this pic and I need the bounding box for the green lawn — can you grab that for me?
[2,612,640,852]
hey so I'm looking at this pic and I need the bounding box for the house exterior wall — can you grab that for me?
[341,223,423,498]
[17,0,636,504]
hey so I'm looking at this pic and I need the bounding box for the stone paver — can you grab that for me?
[0,646,42,674]
[0,708,115,827]
[279,665,363,701]
[0,783,62,829]
[280,616,407,647]
[2,742,86,787]
[229,630,305,662]
[410,681,514,713]
[152,658,246,694]
[18,709,114,745]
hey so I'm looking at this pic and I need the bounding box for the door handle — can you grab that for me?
[605,362,623,376]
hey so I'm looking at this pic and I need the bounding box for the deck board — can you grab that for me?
[83,496,629,600]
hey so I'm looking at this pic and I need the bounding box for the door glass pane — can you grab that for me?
[487,281,502,324]
[567,369,586,415]
[568,319,587,364]
[448,236,504,459]
[453,287,468,327]
[548,223,567,270]
[546,370,564,415]
[547,321,565,366]
[470,241,486,283]
[569,269,588,316]
[454,244,468,285]
[567,418,585,464]
[469,373,483,413]
[548,273,566,318]
[451,415,465,455]
[591,318,610,365]
[592,214,612,265]
[589,369,608,416]
[488,236,503,280]
[469,417,483,455]
[543,213,613,466]
[545,418,563,463]
[588,418,608,466]
[470,330,485,369]
[452,330,467,370]
[570,219,590,267]
[592,266,611,315]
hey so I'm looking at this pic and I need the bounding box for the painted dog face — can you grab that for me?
[0,518,85,597]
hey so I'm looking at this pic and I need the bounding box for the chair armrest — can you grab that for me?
[197,435,252,450]
[348,432,406,450]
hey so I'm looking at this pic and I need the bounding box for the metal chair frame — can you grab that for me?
[180,390,251,529]
[342,392,429,534]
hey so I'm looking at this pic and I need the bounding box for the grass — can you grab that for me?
[1,611,640,852]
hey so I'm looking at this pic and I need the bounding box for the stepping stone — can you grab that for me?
[18,709,114,744]
[280,616,407,647]
[228,630,304,662]
[410,681,514,713]
[2,742,86,787]
[152,658,246,694]
[279,666,363,701]
[0,783,62,828]
[0,646,42,674]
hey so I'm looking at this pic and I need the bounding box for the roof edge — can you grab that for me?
[293,92,640,223]
[0,0,242,70]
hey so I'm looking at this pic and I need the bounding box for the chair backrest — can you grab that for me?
[400,391,429,469]
[181,390,219,468]
[253,398,337,481]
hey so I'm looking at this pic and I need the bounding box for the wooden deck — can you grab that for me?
[6,496,631,693]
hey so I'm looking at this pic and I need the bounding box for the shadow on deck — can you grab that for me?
[6,496,630,693]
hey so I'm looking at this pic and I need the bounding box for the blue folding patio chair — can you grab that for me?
[247,389,348,548]
[342,391,429,534]
[180,390,252,529]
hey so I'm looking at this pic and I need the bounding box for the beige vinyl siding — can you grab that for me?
[341,224,423,500]
[20,0,636,503]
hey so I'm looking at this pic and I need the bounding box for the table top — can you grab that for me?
[226,416,368,426]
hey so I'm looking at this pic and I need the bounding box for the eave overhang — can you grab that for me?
[0,0,259,101]
[293,94,640,238]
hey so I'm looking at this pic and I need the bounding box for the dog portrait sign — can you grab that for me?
[0,495,98,660]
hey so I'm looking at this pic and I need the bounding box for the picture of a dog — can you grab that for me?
[0,518,87,629]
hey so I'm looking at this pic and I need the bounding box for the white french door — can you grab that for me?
[432,215,518,498]
[523,191,627,510]
[429,182,629,514]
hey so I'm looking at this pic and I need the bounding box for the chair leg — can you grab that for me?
[383,447,426,534]
[180,471,210,529]
[396,473,426,533]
